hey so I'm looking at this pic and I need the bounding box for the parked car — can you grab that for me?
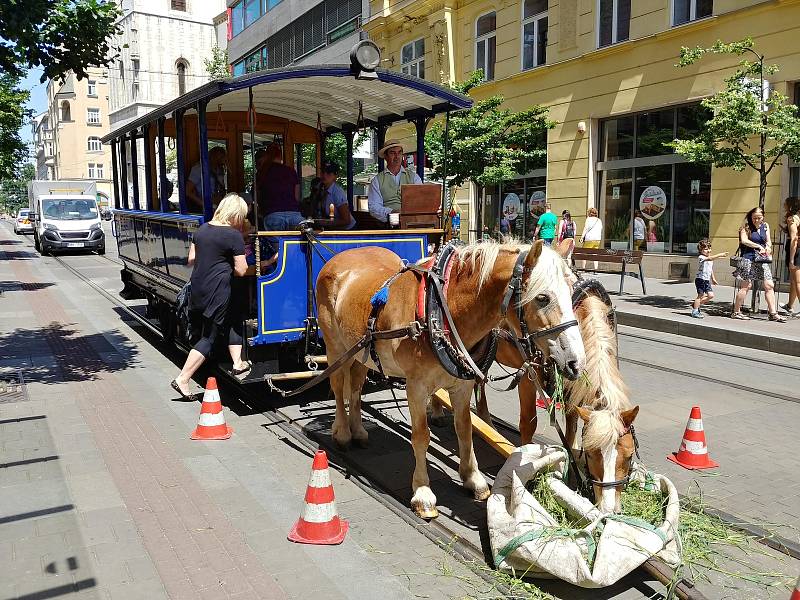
[14,208,33,235]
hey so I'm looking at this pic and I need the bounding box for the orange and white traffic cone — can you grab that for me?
[288,450,348,545]
[790,574,800,600]
[190,377,232,440]
[667,406,718,470]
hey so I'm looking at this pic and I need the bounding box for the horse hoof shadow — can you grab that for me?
[351,437,369,449]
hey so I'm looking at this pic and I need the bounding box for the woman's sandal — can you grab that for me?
[730,312,751,320]
[232,360,253,378]
[170,379,195,400]
[768,313,787,323]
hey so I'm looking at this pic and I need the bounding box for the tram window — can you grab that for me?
[156,135,179,212]
[185,140,229,214]
[242,132,284,194]
[295,143,318,200]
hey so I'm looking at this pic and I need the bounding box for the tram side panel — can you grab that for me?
[253,231,431,347]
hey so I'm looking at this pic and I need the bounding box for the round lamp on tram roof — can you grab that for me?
[350,40,381,79]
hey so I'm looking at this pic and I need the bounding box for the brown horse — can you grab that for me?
[477,291,639,513]
[316,240,585,518]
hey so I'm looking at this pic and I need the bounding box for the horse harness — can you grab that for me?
[266,239,578,396]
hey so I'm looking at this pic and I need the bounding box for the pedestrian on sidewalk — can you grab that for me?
[779,196,800,316]
[579,207,603,271]
[534,203,558,246]
[171,194,252,399]
[731,206,786,322]
[633,211,646,251]
[691,239,727,318]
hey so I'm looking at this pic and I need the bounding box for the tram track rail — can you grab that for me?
[17,226,797,598]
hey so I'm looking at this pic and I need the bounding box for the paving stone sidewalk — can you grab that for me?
[0,225,495,600]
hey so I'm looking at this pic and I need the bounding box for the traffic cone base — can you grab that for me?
[288,450,348,545]
[667,406,717,470]
[790,574,800,600]
[190,378,233,440]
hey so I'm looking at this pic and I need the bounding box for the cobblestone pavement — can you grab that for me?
[2,220,799,600]
[0,223,498,600]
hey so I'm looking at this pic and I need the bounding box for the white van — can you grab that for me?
[28,181,105,255]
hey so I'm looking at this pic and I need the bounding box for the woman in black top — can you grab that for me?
[171,194,250,398]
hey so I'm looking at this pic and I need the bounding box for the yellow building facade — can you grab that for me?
[365,0,800,282]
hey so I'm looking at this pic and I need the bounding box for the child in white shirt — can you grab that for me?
[691,239,728,318]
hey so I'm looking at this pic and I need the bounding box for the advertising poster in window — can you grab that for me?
[502,192,521,221]
[639,185,667,220]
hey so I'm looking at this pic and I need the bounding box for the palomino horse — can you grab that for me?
[316,240,585,518]
[476,288,639,514]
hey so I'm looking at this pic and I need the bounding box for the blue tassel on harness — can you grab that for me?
[370,285,390,308]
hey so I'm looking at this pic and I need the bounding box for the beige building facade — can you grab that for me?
[365,0,800,282]
[43,69,114,207]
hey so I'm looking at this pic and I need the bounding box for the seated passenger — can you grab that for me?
[186,147,228,213]
[257,143,302,231]
[367,139,421,224]
[320,161,356,230]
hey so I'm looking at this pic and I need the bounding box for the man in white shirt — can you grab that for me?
[367,139,422,223]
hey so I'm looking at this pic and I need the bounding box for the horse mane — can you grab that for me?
[456,239,566,306]
[566,294,630,413]
[582,409,625,451]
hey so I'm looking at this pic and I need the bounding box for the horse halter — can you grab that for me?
[583,423,641,492]
[500,249,579,359]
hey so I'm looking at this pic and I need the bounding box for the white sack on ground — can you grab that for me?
[487,444,681,588]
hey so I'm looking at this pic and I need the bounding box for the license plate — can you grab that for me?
[67,242,84,248]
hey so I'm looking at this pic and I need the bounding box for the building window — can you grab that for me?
[244,52,262,73]
[61,101,71,121]
[598,0,630,47]
[522,0,547,70]
[87,79,97,97]
[598,104,713,255]
[88,163,104,179]
[88,137,102,152]
[232,2,244,36]
[475,12,496,81]
[176,60,188,95]
[171,0,186,10]
[401,39,425,78]
[267,0,282,9]
[87,107,100,124]
[673,0,712,25]
[244,0,260,27]
[233,61,245,76]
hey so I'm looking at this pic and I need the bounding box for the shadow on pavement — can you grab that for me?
[0,280,55,292]
[0,322,140,384]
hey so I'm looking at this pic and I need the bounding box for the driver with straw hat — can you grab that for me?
[367,139,422,224]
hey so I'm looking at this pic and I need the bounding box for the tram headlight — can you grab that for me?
[350,40,381,80]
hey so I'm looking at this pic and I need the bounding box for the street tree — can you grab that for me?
[0,73,31,180]
[670,38,800,209]
[0,0,121,82]
[0,162,35,214]
[425,71,553,209]
[204,45,230,80]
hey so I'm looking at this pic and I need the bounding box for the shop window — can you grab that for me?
[673,162,711,254]
[598,0,630,48]
[600,168,633,249]
[635,110,675,158]
[522,0,547,70]
[673,0,712,26]
[600,115,634,161]
[475,12,496,81]
[401,39,425,78]
[790,83,800,197]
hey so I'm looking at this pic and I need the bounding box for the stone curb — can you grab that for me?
[616,310,800,357]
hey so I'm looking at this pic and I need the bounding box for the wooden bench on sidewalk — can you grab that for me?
[571,247,646,295]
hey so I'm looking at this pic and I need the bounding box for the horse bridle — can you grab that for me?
[499,249,579,364]
[581,423,641,497]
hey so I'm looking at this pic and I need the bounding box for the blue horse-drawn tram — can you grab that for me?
[102,42,471,382]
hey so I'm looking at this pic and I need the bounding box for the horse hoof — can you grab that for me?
[473,486,491,501]
[413,505,439,520]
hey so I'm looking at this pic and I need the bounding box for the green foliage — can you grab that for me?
[0,0,122,82]
[670,38,800,208]
[204,45,230,80]
[321,132,370,190]
[0,162,35,213]
[0,73,31,180]
[425,71,553,200]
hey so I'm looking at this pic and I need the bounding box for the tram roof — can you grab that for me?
[102,66,472,143]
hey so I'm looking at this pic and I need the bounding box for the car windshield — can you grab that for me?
[42,198,98,221]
